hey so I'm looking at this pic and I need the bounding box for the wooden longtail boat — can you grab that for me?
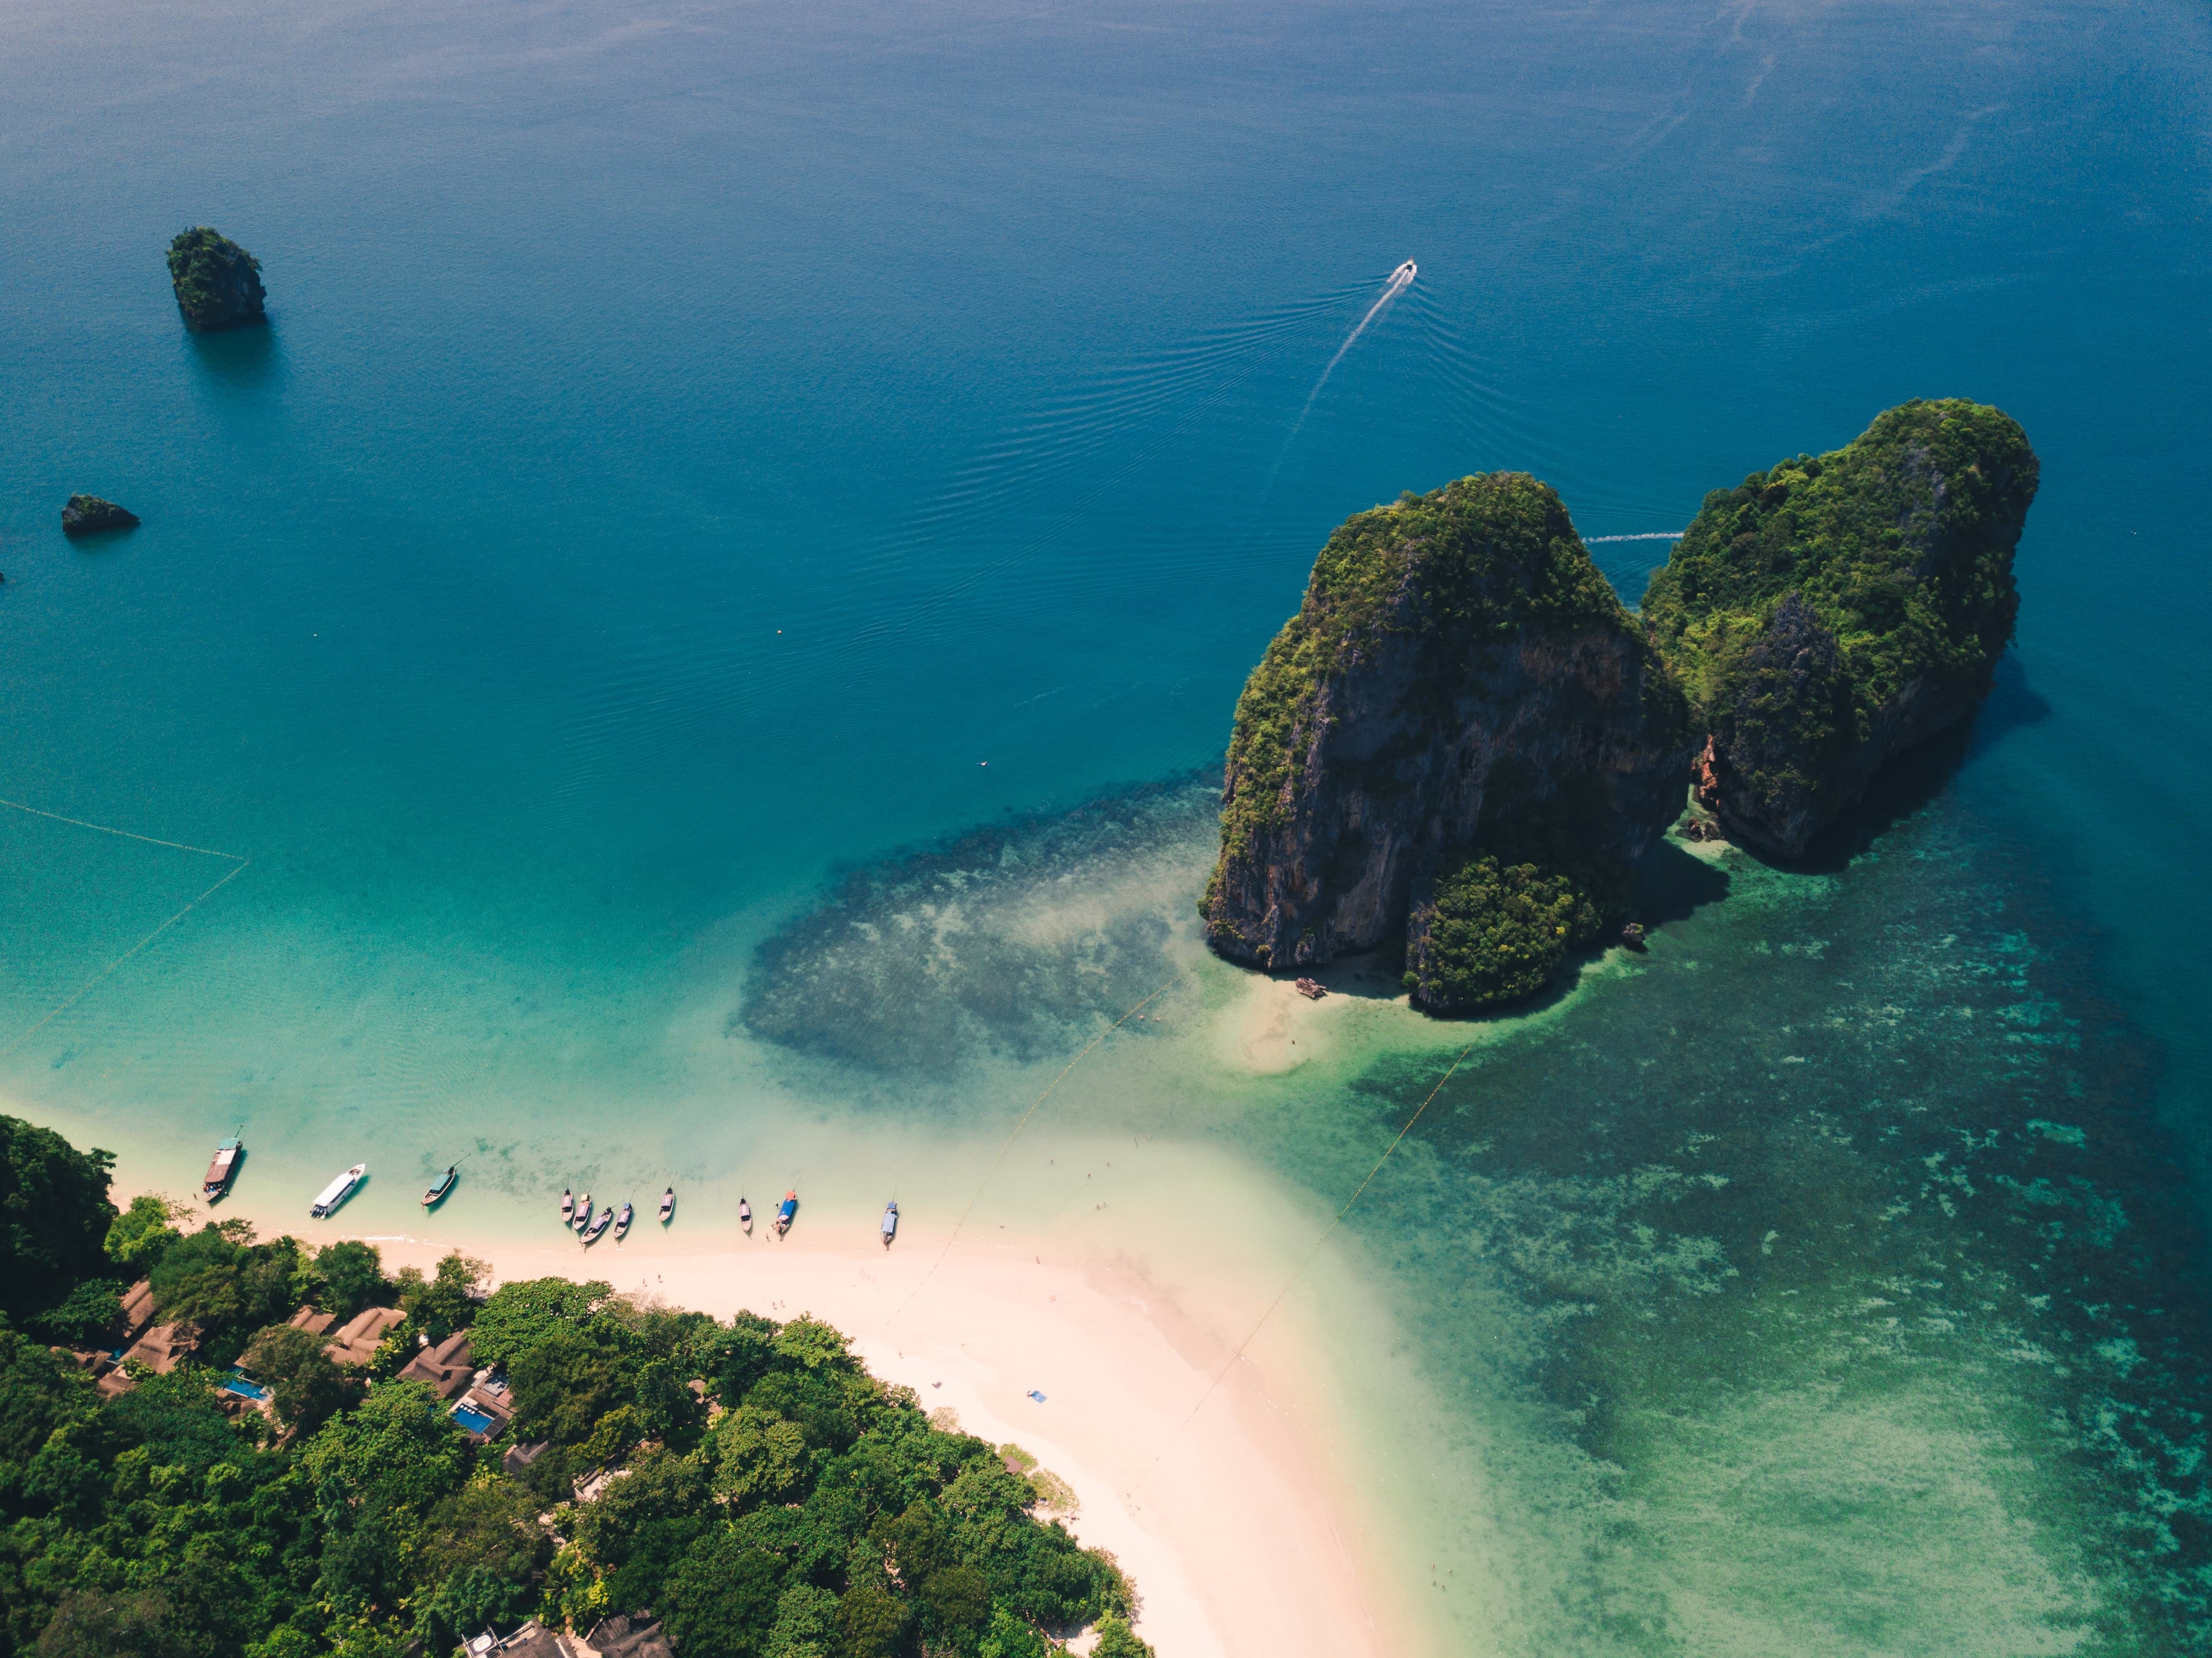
[202,1133,244,1203]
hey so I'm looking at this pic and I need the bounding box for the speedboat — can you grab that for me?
[774,1190,797,1238]
[614,1201,634,1239]
[560,1188,574,1225]
[658,1186,675,1224]
[573,1193,593,1233]
[582,1205,613,1244]
[422,1165,458,1208]
[202,1131,244,1203]
[738,1195,752,1234]
[881,1200,899,1248]
[1391,259,1417,285]
[310,1163,366,1219]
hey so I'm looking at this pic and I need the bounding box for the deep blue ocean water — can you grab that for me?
[3,0,2210,1651]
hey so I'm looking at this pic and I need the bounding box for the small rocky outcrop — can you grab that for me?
[1202,472,1692,1012]
[1643,399,2038,857]
[166,227,266,332]
[62,495,139,535]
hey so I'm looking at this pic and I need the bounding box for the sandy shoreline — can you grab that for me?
[295,1205,1391,1658]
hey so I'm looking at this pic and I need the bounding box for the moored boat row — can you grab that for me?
[198,1131,899,1249]
[556,1184,669,1245]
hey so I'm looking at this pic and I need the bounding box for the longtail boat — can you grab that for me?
[202,1131,244,1203]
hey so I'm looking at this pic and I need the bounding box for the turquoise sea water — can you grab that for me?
[4,0,2211,1651]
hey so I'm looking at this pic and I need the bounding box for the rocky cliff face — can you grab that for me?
[166,227,266,332]
[1203,473,1691,976]
[61,494,139,535]
[1645,399,2039,857]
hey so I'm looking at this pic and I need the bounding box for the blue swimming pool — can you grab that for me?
[451,1403,499,1436]
[222,1374,270,1402]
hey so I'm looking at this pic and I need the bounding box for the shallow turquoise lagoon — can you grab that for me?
[3,0,2210,1650]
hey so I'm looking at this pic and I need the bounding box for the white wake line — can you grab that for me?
[1585,531,1688,542]
[1248,265,1418,513]
[1286,265,1416,437]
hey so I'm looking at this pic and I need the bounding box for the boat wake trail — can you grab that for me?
[1585,531,1688,543]
[1266,260,1416,476]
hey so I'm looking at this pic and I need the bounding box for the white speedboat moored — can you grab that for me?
[310,1163,366,1219]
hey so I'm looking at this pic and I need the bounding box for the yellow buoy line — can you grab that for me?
[1126,1031,1483,1502]
[0,795,251,1059]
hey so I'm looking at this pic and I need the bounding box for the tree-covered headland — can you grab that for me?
[0,1117,1151,1658]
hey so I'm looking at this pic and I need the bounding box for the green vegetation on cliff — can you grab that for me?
[165,228,265,332]
[0,1118,1147,1658]
[1403,768,1633,1013]
[0,1118,117,1335]
[1213,472,1630,879]
[1642,399,2037,738]
[1406,854,1605,1010]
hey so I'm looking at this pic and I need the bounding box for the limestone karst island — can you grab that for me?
[166,227,266,332]
[1203,398,2039,1012]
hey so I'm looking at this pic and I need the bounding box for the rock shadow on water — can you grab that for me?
[1632,836,1731,930]
[1758,654,2052,877]
[185,317,283,391]
[734,775,1218,1080]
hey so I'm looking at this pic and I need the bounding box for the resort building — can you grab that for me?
[396,1330,475,1398]
[450,1373,516,1443]
[503,1438,553,1476]
[462,1614,673,1657]
[463,1621,568,1657]
[121,1318,199,1375]
[577,1614,675,1657]
[118,1280,158,1346]
[324,1305,407,1368]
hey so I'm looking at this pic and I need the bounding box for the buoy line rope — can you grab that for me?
[1126,1031,1483,1501]
[0,795,248,862]
[0,797,251,1058]
[881,968,1187,1331]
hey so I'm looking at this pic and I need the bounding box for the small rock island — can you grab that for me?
[166,226,266,331]
[61,494,139,535]
[1203,399,2038,1013]
[1200,472,1691,1015]
[1642,399,2039,856]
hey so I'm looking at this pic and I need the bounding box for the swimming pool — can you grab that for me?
[451,1403,500,1436]
[222,1374,270,1402]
